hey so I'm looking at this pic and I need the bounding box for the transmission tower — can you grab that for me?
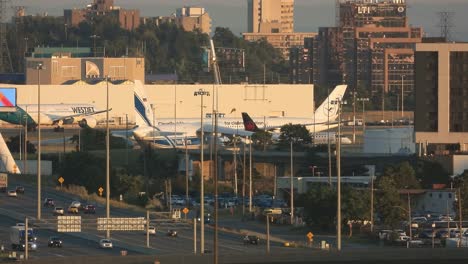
[437,11,455,42]
[0,0,13,73]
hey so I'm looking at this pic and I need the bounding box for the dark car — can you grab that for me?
[243,235,260,245]
[167,230,178,237]
[44,198,55,207]
[84,204,96,214]
[15,186,25,194]
[48,236,63,248]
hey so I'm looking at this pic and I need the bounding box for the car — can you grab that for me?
[48,236,63,248]
[146,226,156,235]
[99,239,113,249]
[7,189,17,197]
[67,206,79,214]
[84,204,96,214]
[53,207,64,216]
[44,198,55,207]
[70,201,82,209]
[167,230,178,237]
[15,186,25,194]
[243,235,260,245]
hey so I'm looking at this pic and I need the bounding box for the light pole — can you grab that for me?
[185,136,189,208]
[370,175,374,232]
[36,63,44,220]
[357,97,369,134]
[90,34,100,57]
[193,88,210,254]
[432,222,435,248]
[334,97,346,251]
[401,75,405,118]
[23,107,28,174]
[125,113,128,168]
[310,166,317,177]
[352,91,356,144]
[249,136,252,214]
[407,191,412,248]
[105,76,110,239]
[233,136,238,197]
[290,139,294,225]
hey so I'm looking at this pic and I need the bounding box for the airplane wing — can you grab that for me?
[49,108,112,124]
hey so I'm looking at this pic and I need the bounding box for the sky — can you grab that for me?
[14,0,468,41]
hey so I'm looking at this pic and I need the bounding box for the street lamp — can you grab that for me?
[333,97,346,251]
[401,75,405,118]
[193,88,210,254]
[289,137,302,225]
[105,76,110,239]
[357,97,369,134]
[36,63,44,220]
[432,222,436,248]
[90,34,100,57]
[309,166,317,177]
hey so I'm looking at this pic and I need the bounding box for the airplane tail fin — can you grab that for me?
[314,85,348,122]
[0,132,20,174]
[242,112,260,132]
[133,80,155,127]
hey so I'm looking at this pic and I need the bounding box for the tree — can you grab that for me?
[6,135,36,154]
[251,130,273,150]
[376,175,405,228]
[297,185,336,230]
[382,162,421,189]
[278,123,312,150]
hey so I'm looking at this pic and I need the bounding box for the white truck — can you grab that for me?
[0,173,7,192]
[10,225,37,251]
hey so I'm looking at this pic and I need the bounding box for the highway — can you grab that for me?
[0,174,300,260]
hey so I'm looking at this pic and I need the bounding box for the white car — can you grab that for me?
[147,226,156,235]
[53,207,65,216]
[70,201,82,209]
[7,190,17,197]
[99,239,113,249]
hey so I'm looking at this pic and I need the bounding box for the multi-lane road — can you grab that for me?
[0,175,299,261]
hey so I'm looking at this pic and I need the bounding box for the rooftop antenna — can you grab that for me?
[437,11,455,42]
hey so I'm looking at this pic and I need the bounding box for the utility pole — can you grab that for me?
[352,91,356,144]
[335,97,346,251]
[290,139,294,225]
[249,137,253,214]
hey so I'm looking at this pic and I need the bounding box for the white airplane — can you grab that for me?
[132,83,348,149]
[0,103,109,129]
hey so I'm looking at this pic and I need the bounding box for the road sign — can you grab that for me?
[58,177,64,184]
[183,208,189,215]
[57,216,81,232]
[97,217,145,231]
[307,232,314,240]
[98,187,104,196]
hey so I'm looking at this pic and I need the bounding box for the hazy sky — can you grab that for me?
[14,0,468,40]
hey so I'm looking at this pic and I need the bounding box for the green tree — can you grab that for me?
[251,130,273,150]
[376,175,405,228]
[383,162,421,189]
[6,135,36,154]
[297,185,336,230]
[278,123,312,150]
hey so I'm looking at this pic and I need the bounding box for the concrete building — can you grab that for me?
[64,0,140,31]
[24,48,144,85]
[175,6,212,35]
[247,0,294,34]
[243,32,317,58]
[311,0,422,111]
[414,43,468,153]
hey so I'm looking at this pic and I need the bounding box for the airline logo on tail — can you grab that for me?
[242,112,259,132]
[314,85,347,121]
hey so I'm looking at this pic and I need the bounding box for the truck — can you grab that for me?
[10,225,37,251]
[0,173,7,192]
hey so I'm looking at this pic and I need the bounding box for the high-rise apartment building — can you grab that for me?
[244,0,316,59]
[175,7,212,35]
[247,0,294,33]
[310,0,423,112]
[415,43,468,153]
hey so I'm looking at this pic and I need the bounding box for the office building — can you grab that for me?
[415,43,468,153]
[247,0,294,34]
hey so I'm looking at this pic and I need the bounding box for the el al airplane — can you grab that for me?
[0,103,109,129]
[131,83,347,148]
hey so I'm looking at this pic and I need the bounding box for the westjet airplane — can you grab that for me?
[0,103,109,129]
[131,83,347,149]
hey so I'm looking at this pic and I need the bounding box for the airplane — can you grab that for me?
[241,112,352,145]
[131,83,347,149]
[0,103,109,130]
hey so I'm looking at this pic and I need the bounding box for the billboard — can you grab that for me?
[0,88,16,110]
